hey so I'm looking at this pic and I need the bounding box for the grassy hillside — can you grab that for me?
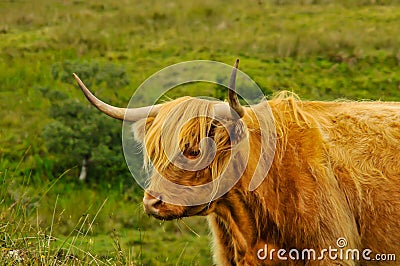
[1,0,400,264]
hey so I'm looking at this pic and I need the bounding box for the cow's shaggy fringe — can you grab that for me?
[134,92,400,265]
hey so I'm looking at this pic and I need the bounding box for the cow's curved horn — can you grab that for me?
[228,59,245,118]
[213,59,245,120]
[73,73,160,121]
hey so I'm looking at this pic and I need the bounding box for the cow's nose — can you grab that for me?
[143,192,162,214]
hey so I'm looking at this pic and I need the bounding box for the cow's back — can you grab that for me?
[314,101,400,258]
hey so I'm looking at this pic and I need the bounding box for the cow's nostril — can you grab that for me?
[152,198,162,208]
[143,193,163,214]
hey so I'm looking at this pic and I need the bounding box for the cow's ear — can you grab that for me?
[213,120,248,147]
[227,120,248,145]
[132,117,155,143]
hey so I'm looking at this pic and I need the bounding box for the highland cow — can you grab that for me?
[73,60,400,265]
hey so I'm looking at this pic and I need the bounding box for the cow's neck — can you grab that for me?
[209,187,275,265]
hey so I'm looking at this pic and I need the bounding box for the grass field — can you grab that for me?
[1,0,400,264]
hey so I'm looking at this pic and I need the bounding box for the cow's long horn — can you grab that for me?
[73,73,160,121]
[228,59,245,118]
[213,59,245,120]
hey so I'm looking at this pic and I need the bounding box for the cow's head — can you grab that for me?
[74,60,249,220]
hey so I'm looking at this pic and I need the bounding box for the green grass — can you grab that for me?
[2,0,400,264]
[1,167,212,265]
[1,1,400,152]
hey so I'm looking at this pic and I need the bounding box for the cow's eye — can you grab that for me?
[187,149,200,158]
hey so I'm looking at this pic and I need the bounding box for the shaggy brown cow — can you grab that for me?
[73,60,400,265]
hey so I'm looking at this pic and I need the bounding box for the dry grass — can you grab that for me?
[1,0,400,264]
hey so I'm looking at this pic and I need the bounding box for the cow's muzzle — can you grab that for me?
[143,192,162,216]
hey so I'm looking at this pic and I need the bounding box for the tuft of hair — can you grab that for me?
[141,97,215,171]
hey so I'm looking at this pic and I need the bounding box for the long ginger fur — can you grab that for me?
[134,92,400,265]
